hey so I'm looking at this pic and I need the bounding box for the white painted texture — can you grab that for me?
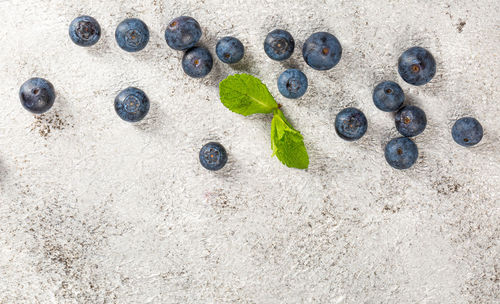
[0,0,499,303]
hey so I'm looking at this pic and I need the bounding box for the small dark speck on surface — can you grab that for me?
[31,111,71,139]
[152,0,164,14]
[383,205,400,213]
[205,189,238,214]
[432,176,463,195]
[457,19,467,33]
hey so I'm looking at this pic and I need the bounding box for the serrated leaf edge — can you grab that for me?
[219,74,278,116]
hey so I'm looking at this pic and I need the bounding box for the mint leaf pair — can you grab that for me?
[219,74,309,169]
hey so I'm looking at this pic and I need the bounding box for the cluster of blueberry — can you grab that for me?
[263,29,342,99]
[332,46,483,169]
[378,46,482,169]
[17,15,484,171]
[19,15,229,171]
[259,29,483,170]
[374,47,435,169]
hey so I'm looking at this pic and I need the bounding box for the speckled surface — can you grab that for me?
[0,0,499,303]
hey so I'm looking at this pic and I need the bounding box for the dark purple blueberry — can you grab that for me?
[199,142,227,171]
[115,18,149,52]
[216,36,244,64]
[385,137,418,169]
[69,16,101,47]
[114,87,150,122]
[452,117,483,147]
[19,78,55,114]
[398,47,436,86]
[264,29,294,61]
[182,46,213,78]
[277,69,308,99]
[395,105,427,137]
[335,107,368,141]
[165,16,202,51]
[373,81,404,112]
[302,32,342,70]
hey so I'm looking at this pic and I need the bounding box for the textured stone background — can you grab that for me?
[0,0,499,303]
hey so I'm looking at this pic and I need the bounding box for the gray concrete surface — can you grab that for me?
[0,0,499,303]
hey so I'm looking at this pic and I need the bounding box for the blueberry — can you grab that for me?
[335,107,368,141]
[398,47,436,86]
[277,69,308,99]
[114,87,150,122]
[199,142,228,171]
[373,81,404,112]
[395,105,427,137]
[182,46,213,78]
[452,117,483,147]
[115,18,149,52]
[264,29,294,61]
[384,137,418,170]
[302,32,342,70]
[216,36,244,64]
[69,16,101,47]
[165,16,202,51]
[19,78,55,114]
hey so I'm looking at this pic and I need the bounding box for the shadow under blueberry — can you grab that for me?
[133,100,168,133]
[279,56,305,71]
[474,129,497,152]
[199,24,219,48]
[86,29,113,57]
[402,93,424,108]
[131,29,167,63]
[230,54,258,74]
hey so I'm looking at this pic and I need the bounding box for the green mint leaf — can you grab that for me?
[271,109,309,169]
[219,74,278,116]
